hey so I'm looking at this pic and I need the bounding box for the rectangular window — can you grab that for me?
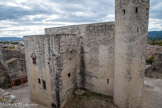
[136,7,138,13]
[107,79,109,84]
[137,28,139,32]
[146,13,149,16]
[42,80,46,90]
[146,8,149,11]
[123,9,125,14]
[38,78,41,84]
[146,8,149,16]
[32,58,36,64]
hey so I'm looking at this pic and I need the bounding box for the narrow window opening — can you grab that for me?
[107,79,109,84]
[146,13,149,16]
[70,51,73,54]
[38,78,41,84]
[146,8,149,11]
[123,9,125,14]
[48,62,50,64]
[137,28,139,32]
[68,73,71,77]
[136,7,138,13]
[21,69,23,72]
[146,8,149,16]
[32,58,36,64]
[69,58,72,60]
[42,80,46,90]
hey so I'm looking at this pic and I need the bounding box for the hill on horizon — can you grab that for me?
[148,31,162,39]
[0,37,23,42]
[0,31,161,41]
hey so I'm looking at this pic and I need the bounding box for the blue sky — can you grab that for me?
[0,0,162,37]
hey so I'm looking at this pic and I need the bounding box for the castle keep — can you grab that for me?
[24,0,150,108]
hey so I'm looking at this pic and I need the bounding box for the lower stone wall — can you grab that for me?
[0,49,22,64]
[5,58,26,79]
[24,35,56,107]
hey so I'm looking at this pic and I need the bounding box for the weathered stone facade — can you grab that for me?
[45,22,115,96]
[114,0,150,108]
[0,49,27,87]
[0,49,23,64]
[4,58,26,80]
[145,52,162,79]
[24,0,150,108]
[24,22,115,108]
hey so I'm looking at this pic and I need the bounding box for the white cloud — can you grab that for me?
[0,0,162,37]
[6,2,32,10]
[149,18,162,31]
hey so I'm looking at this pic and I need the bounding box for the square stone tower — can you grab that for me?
[114,0,150,108]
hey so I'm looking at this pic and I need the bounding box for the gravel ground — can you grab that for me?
[65,91,117,108]
[3,77,162,108]
[5,84,47,108]
[143,77,162,108]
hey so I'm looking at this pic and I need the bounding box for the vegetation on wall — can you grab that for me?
[146,56,154,64]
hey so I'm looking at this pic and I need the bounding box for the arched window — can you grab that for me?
[31,53,37,64]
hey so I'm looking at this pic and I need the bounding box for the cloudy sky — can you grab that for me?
[0,0,162,37]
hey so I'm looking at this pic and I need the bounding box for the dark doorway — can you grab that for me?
[51,103,56,108]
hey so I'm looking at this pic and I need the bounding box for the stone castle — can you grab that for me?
[24,0,150,108]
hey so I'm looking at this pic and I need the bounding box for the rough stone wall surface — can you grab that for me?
[0,49,26,84]
[24,34,79,108]
[24,35,55,107]
[55,34,79,107]
[5,59,26,79]
[0,49,22,64]
[152,53,162,72]
[45,24,87,90]
[45,22,115,96]
[114,0,150,108]
[0,49,3,64]
[145,53,162,79]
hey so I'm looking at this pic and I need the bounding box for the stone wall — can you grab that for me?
[24,35,56,107]
[114,0,150,108]
[45,22,115,96]
[24,34,79,108]
[152,53,162,72]
[4,58,26,79]
[0,49,26,87]
[145,53,162,79]
[53,34,79,107]
[24,22,115,107]
[0,49,22,64]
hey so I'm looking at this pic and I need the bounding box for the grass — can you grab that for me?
[67,90,116,108]
[82,91,109,99]
[9,47,15,49]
